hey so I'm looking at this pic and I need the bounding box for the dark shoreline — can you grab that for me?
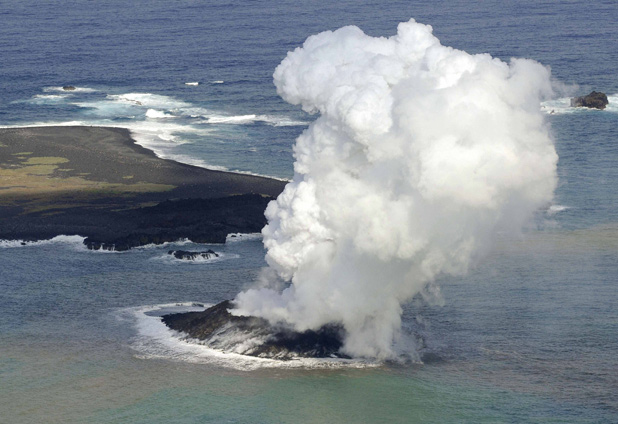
[0,126,286,250]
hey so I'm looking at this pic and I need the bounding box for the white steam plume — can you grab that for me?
[233,19,558,359]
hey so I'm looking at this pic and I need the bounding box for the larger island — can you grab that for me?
[0,126,286,250]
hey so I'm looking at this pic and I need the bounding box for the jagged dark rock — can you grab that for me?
[570,91,608,109]
[168,249,219,260]
[62,85,76,91]
[162,300,349,360]
[81,194,273,251]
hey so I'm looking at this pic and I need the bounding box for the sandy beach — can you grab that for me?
[0,126,286,249]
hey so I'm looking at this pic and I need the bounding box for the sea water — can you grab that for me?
[1,1,617,422]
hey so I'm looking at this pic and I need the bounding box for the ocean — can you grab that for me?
[1,0,617,422]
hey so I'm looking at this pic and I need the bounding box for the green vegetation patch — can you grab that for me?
[25,156,69,165]
[0,153,175,211]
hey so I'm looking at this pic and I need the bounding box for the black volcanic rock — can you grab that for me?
[571,91,608,109]
[162,300,349,360]
[62,85,76,91]
[168,249,219,260]
[81,194,273,251]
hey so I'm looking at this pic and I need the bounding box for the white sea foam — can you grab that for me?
[74,100,139,118]
[86,244,129,254]
[546,204,570,216]
[125,125,229,171]
[206,114,261,124]
[540,97,574,115]
[211,80,224,84]
[31,94,71,101]
[0,121,91,129]
[18,94,73,106]
[43,86,97,93]
[152,252,239,264]
[226,233,263,242]
[116,121,215,165]
[0,235,86,249]
[607,94,618,112]
[267,116,310,127]
[119,303,377,370]
[203,114,308,127]
[107,93,191,109]
[76,94,187,118]
[133,238,195,250]
[184,82,199,86]
[145,109,176,119]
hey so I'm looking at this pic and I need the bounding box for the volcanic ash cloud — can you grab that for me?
[233,19,558,359]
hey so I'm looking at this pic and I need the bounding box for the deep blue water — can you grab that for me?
[1,1,617,422]
[1,0,617,178]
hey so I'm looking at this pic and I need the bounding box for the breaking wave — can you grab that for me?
[0,235,87,249]
[546,204,570,216]
[31,94,71,102]
[107,93,191,109]
[145,109,177,119]
[203,114,308,126]
[132,238,195,250]
[152,252,239,264]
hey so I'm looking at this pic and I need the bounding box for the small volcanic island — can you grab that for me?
[162,300,349,360]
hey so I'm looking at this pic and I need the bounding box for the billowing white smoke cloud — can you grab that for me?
[233,19,558,359]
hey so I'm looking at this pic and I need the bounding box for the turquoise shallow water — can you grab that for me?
[1,0,618,422]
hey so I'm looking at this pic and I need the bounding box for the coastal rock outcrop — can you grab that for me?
[168,249,219,260]
[82,194,273,251]
[62,85,76,91]
[162,300,348,360]
[570,91,608,109]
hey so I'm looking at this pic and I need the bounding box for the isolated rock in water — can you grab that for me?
[62,85,76,91]
[162,300,348,359]
[168,249,219,260]
[570,91,608,109]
